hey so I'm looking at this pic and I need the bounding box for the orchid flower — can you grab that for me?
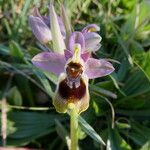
[30,4,114,149]
[29,4,114,114]
[32,31,114,114]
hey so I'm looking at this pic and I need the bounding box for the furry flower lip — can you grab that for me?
[66,62,83,80]
[66,62,83,88]
[58,78,86,102]
[30,4,115,114]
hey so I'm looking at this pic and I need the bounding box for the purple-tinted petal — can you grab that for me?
[68,32,85,52]
[29,15,52,44]
[84,32,102,52]
[42,16,66,38]
[81,52,90,62]
[82,24,100,33]
[32,52,66,75]
[30,6,66,40]
[41,16,50,26]
[64,49,73,60]
[85,58,115,79]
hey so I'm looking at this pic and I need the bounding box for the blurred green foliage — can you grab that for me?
[0,0,150,149]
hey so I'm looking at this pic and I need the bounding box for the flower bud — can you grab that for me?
[29,15,52,44]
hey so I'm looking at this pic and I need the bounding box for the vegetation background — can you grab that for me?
[0,0,150,149]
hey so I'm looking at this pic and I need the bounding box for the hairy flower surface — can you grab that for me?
[30,4,115,114]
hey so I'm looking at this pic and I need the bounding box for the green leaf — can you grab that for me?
[44,71,58,85]
[121,122,150,146]
[107,128,131,150]
[131,122,150,139]
[122,69,150,96]
[140,140,150,150]
[79,116,106,146]
[0,44,10,55]
[112,25,133,65]
[116,120,131,129]
[90,84,117,99]
[0,110,63,146]
[7,86,22,106]
[116,109,150,117]
[134,51,150,78]
[33,69,54,98]
[9,41,24,61]
[0,60,46,95]
[117,59,130,82]
[109,75,126,96]
[55,119,70,149]
[122,131,147,146]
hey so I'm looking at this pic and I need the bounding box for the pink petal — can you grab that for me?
[32,52,66,75]
[85,58,115,79]
[42,16,66,38]
[82,24,100,33]
[84,32,102,52]
[28,15,52,44]
[64,49,73,60]
[68,32,85,52]
[81,52,90,62]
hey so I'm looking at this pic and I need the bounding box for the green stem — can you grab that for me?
[68,103,78,150]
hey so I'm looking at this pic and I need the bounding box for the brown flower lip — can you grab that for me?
[58,61,86,103]
[58,78,86,103]
[66,62,83,79]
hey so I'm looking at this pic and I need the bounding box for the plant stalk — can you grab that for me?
[68,103,78,150]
